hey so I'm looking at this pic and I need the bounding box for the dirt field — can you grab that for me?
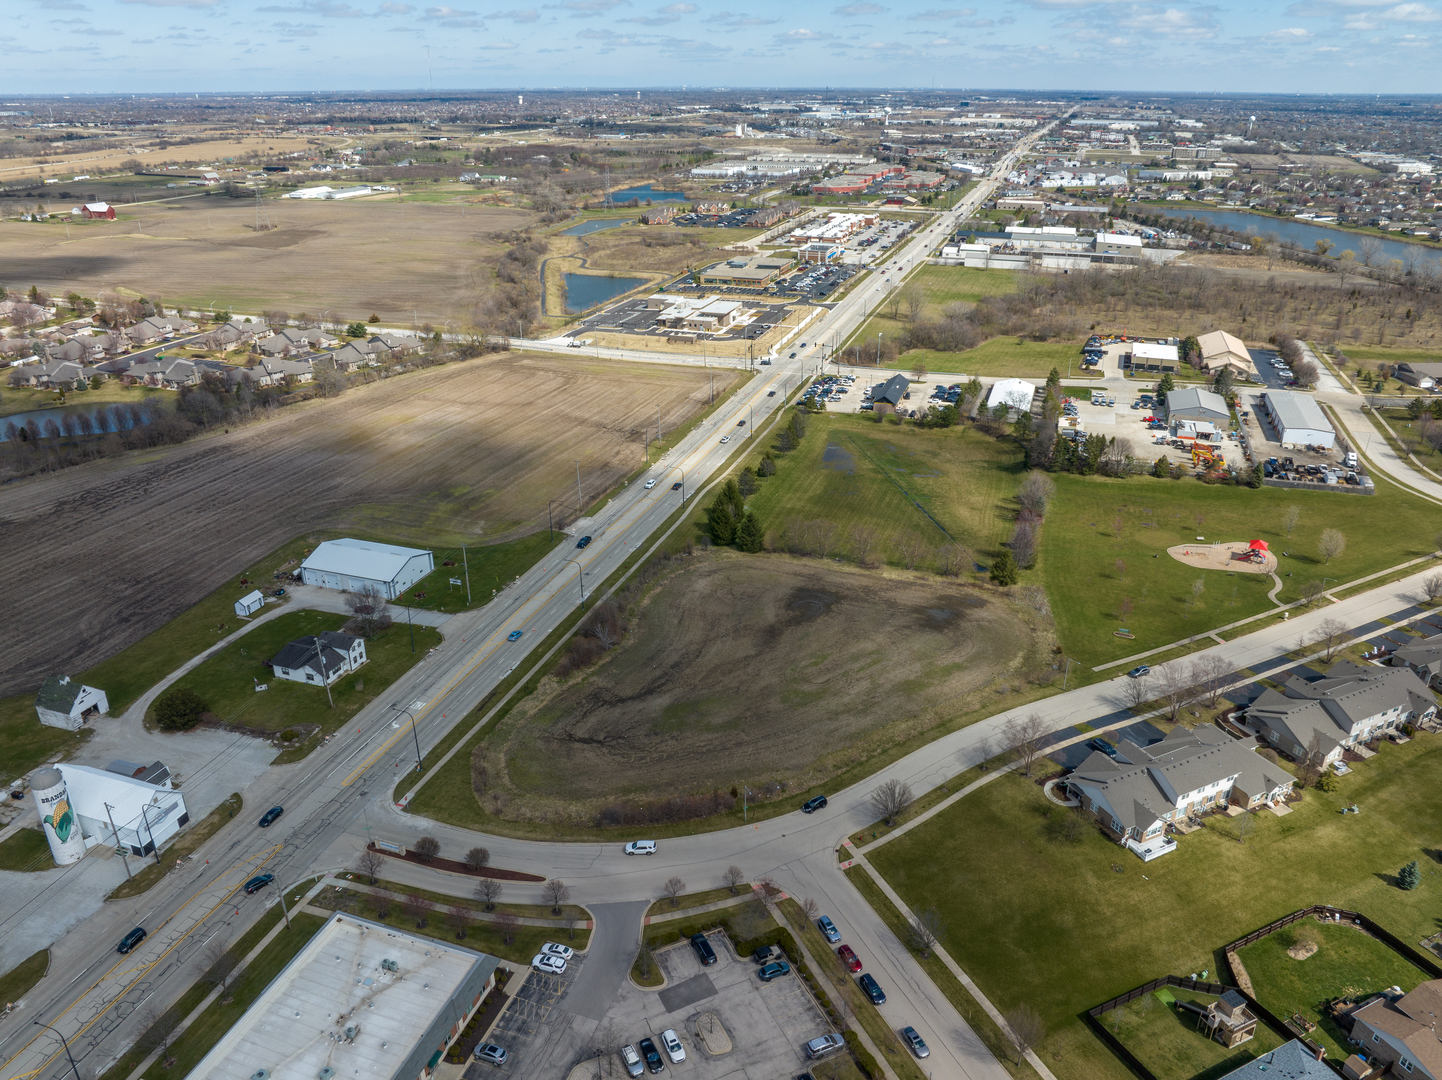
[0,352,732,697]
[0,198,532,325]
[476,555,1048,825]
[0,133,344,184]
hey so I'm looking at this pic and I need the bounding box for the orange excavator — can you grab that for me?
[1192,445,1222,469]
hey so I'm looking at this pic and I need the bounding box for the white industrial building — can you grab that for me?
[300,539,434,600]
[183,913,500,1080]
[42,763,189,860]
[34,675,108,730]
[1094,232,1144,255]
[1131,342,1180,371]
[986,378,1037,414]
[1262,391,1335,450]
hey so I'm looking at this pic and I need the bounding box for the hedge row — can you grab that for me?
[844,1030,880,1080]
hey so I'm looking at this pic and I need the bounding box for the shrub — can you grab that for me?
[279,728,299,742]
[413,836,441,862]
[844,1030,880,1080]
[153,688,208,731]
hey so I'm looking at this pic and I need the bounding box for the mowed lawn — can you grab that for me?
[741,413,1026,566]
[152,610,441,749]
[867,736,1442,1080]
[1103,989,1286,1080]
[1239,921,1432,1060]
[849,265,1019,346]
[1037,470,1442,667]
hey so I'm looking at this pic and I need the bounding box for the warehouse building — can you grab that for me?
[1093,232,1144,255]
[183,913,500,1080]
[1262,390,1335,450]
[1197,330,1256,380]
[1129,342,1180,372]
[300,539,433,600]
[1164,386,1229,425]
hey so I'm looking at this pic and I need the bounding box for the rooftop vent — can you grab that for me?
[344,1024,360,1043]
[380,958,399,972]
[252,1071,270,1080]
[320,1069,336,1080]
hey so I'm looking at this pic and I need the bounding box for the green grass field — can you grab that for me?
[0,950,49,1008]
[150,610,440,752]
[741,412,1026,566]
[0,828,52,873]
[901,338,1097,380]
[400,534,560,613]
[1337,347,1442,365]
[0,692,90,782]
[866,736,1442,1080]
[1239,921,1431,1060]
[1,382,169,420]
[1102,989,1286,1080]
[1038,470,1442,668]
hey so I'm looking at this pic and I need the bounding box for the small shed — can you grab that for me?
[234,590,265,617]
[35,676,108,731]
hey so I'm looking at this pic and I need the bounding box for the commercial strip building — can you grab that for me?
[183,913,501,1080]
[646,296,747,333]
[300,539,434,600]
[699,252,794,288]
[786,212,878,244]
[1260,390,1335,449]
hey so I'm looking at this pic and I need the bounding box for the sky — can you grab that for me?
[7,0,1442,94]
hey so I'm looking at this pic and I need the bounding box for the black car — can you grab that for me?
[859,973,886,1005]
[639,1038,665,1074]
[801,795,828,814]
[1088,738,1118,759]
[690,932,717,966]
[576,535,592,549]
[244,872,275,894]
[116,927,147,954]
[671,482,682,491]
[258,805,283,827]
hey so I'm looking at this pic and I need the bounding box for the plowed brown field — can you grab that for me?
[0,352,732,696]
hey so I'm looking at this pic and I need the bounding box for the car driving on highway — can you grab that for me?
[258,806,283,827]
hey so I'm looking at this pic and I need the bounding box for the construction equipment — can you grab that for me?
[1192,445,1221,468]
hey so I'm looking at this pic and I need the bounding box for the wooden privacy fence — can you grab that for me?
[1223,905,1442,980]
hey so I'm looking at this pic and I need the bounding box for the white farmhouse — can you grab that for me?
[269,631,367,686]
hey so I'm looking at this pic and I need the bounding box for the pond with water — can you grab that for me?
[1,399,156,441]
[607,184,688,203]
[1152,206,1442,270]
[564,273,647,313]
[560,218,635,236]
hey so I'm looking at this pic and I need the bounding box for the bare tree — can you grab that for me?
[447,904,471,939]
[813,520,840,559]
[1016,471,1056,517]
[542,879,571,914]
[1318,528,1347,564]
[938,542,972,577]
[344,583,393,639]
[1298,731,1329,788]
[1155,662,1197,723]
[412,836,440,862]
[474,878,503,910]
[1005,713,1049,777]
[801,897,821,921]
[1420,572,1442,604]
[134,1002,179,1062]
[722,865,746,894]
[200,935,237,995]
[849,524,881,568]
[902,283,925,323]
[464,846,491,872]
[906,907,943,957]
[1301,580,1327,607]
[403,892,435,927]
[870,778,914,826]
[356,848,385,885]
[1308,617,1353,661]
[1190,654,1233,709]
[1123,675,1152,711]
[897,532,930,572]
[1008,520,1038,569]
[662,876,687,907]
[494,911,519,945]
[1004,1004,1046,1065]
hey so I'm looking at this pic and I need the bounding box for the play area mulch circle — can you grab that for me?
[1166,541,1278,575]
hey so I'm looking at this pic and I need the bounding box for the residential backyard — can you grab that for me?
[1101,988,1286,1080]
[865,734,1442,1080]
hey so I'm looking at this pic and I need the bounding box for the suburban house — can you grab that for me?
[122,356,202,389]
[1217,1041,1332,1080]
[10,358,105,390]
[1390,633,1442,689]
[1394,361,1442,390]
[1165,386,1230,425]
[299,538,433,599]
[212,319,272,350]
[35,676,109,730]
[0,300,54,326]
[227,357,316,388]
[43,337,105,365]
[1343,979,1442,1079]
[1196,330,1256,380]
[258,328,339,357]
[326,342,373,371]
[1067,726,1293,860]
[1246,662,1436,768]
[125,315,198,346]
[268,631,367,686]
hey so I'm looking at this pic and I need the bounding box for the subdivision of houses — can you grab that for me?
[1067,726,1293,860]
[1389,633,1442,690]
[1246,662,1436,768]
[268,631,367,686]
[257,328,339,357]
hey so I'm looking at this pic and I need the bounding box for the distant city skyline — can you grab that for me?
[7,0,1440,94]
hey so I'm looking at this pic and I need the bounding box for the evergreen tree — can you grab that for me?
[706,497,737,545]
[1013,410,1033,437]
[735,509,764,553]
[990,549,1019,586]
[1180,335,1200,365]
[1399,860,1421,890]
[1045,367,1061,393]
[1213,366,1235,399]
[722,477,744,518]
[1157,371,1175,398]
[1153,456,1170,478]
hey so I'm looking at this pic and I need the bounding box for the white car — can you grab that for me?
[532,953,566,975]
[643,479,657,489]
[719,435,731,444]
[541,942,574,961]
[625,840,657,856]
[660,1030,686,1064]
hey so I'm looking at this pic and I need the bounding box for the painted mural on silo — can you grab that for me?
[32,766,86,866]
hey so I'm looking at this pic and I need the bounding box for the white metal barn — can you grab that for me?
[299,538,434,600]
[234,590,264,617]
[1262,391,1335,450]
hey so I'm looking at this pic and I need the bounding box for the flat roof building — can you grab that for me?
[184,913,500,1080]
[1131,342,1180,371]
[300,539,434,600]
[986,378,1037,413]
[699,252,793,288]
[1262,390,1334,450]
[1093,232,1144,254]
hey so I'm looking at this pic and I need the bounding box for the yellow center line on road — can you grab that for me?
[341,369,787,790]
[5,846,281,1080]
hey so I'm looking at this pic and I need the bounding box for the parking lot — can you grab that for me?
[565,297,796,345]
[772,262,860,301]
[1059,386,1246,470]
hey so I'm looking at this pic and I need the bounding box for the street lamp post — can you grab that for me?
[569,562,586,610]
[394,705,422,772]
[104,801,132,880]
[32,1021,83,1080]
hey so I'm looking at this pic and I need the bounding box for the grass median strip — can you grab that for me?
[0,950,50,1008]
[0,828,52,873]
[108,793,243,900]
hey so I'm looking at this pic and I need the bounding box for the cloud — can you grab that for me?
[35,0,89,9]
[490,5,537,16]
[259,0,369,14]
[1262,24,1312,38]
[378,0,411,10]
[705,8,777,22]
[423,3,484,20]
[909,6,973,16]
[118,0,221,8]
[271,20,321,33]
[774,25,834,40]
[1382,2,1439,19]
[554,0,627,14]
[834,1,884,11]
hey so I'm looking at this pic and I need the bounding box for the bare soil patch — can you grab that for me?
[476,555,1047,825]
[1166,541,1277,574]
[0,198,532,325]
[0,352,731,696]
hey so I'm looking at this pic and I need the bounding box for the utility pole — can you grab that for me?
[139,802,161,865]
[462,545,471,605]
[315,636,333,709]
[575,460,583,517]
[278,882,292,928]
[405,602,414,653]
[104,802,132,880]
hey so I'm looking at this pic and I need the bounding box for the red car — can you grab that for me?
[837,944,862,973]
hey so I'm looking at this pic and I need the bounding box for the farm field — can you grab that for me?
[0,196,531,326]
[151,610,442,752]
[1102,988,1286,1080]
[739,413,1026,567]
[460,555,1049,828]
[1037,470,1442,668]
[0,351,733,699]
[866,735,1442,1080]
